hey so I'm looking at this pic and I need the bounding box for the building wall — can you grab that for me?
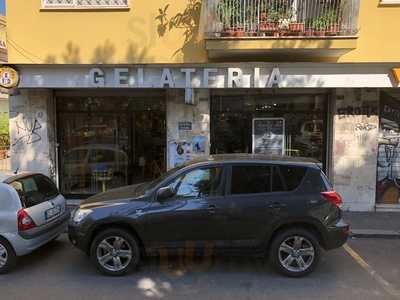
[6,0,400,64]
[332,89,380,211]
[9,89,56,179]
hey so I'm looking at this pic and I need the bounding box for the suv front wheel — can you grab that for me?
[269,228,320,277]
[90,228,140,276]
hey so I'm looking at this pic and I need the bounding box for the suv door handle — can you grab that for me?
[268,202,286,210]
[208,204,217,214]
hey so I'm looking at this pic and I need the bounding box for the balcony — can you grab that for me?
[204,0,360,59]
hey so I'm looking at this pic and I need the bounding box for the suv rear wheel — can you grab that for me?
[269,228,320,277]
[90,228,140,276]
[0,238,16,274]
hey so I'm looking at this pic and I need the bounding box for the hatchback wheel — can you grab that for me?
[269,228,320,277]
[90,228,140,276]
[0,238,16,274]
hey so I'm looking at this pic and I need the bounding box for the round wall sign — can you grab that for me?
[0,66,19,89]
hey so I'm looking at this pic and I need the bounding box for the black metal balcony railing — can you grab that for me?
[204,0,360,38]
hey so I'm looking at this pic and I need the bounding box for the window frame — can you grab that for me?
[41,0,130,10]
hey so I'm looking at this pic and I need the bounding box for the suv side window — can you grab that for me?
[170,167,224,199]
[300,169,329,193]
[278,165,307,191]
[231,165,272,195]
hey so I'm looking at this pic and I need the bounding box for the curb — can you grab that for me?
[350,229,400,239]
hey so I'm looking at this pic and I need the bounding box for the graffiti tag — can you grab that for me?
[12,117,43,147]
[355,123,377,132]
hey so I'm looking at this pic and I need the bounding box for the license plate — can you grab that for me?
[45,205,62,220]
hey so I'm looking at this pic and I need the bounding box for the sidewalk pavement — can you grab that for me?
[343,212,400,239]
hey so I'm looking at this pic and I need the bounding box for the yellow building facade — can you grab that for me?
[6,0,400,64]
[5,0,400,211]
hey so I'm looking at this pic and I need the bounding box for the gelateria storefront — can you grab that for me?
[9,64,400,211]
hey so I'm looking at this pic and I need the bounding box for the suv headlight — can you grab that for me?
[73,208,92,223]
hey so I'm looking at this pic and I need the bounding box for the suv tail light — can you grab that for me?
[17,209,36,231]
[321,191,343,208]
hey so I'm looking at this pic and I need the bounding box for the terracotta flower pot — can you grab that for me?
[327,23,340,35]
[222,28,235,37]
[289,22,305,32]
[313,30,326,37]
[259,22,279,32]
[234,27,245,37]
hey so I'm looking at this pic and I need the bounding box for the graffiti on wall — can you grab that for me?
[376,92,400,205]
[12,115,43,147]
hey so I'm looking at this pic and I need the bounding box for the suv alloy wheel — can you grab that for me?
[0,238,16,274]
[269,228,320,277]
[90,228,140,276]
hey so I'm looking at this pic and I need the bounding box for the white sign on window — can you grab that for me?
[252,118,285,156]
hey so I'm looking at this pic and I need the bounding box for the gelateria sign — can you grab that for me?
[88,67,282,88]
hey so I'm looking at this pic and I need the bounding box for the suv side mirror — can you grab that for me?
[157,186,175,201]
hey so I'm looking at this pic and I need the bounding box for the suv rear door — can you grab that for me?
[8,174,66,227]
[225,163,307,248]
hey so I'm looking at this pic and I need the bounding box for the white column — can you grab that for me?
[9,89,56,180]
[331,88,379,212]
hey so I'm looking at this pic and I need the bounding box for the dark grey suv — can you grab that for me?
[68,154,349,277]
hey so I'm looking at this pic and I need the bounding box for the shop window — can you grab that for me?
[57,93,166,197]
[211,91,328,168]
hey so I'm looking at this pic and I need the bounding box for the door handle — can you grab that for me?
[268,202,286,210]
[208,204,217,214]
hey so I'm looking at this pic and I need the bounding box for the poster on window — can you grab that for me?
[252,118,285,155]
[168,141,192,168]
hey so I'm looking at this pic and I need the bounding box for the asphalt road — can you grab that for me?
[1,235,400,300]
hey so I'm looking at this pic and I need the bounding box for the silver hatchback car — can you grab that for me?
[0,173,69,273]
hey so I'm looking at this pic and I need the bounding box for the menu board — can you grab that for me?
[252,118,285,155]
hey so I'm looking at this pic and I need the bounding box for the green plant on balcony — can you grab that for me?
[311,9,340,36]
[216,0,236,36]
[259,6,280,33]
[216,0,246,37]
[325,9,340,35]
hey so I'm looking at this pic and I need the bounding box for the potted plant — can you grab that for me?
[325,9,340,35]
[259,7,280,32]
[289,21,305,33]
[217,0,236,37]
[311,16,328,36]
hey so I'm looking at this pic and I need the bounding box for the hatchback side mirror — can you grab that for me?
[157,186,175,201]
